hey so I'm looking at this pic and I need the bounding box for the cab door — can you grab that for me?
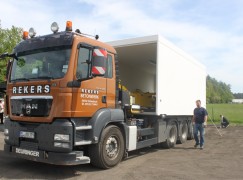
[105,54,116,108]
[71,45,108,117]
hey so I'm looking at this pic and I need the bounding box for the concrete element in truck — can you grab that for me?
[0,21,206,169]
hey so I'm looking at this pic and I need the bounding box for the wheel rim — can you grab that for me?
[169,127,176,142]
[181,124,187,139]
[105,136,119,159]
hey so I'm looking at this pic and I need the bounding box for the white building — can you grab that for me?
[232,99,243,104]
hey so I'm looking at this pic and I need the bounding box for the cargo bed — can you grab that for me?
[108,35,206,116]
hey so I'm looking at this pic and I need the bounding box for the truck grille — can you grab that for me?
[11,96,53,117]
[20,141,38,150]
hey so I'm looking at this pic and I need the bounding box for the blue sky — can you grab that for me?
[0,0,243,93]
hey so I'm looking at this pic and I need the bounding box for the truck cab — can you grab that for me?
[3,21,123,167]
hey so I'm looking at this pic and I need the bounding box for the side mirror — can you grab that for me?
[0,82,6,93]
[6,60,13,81]
[91,48,107,76]
[0,52,9,59]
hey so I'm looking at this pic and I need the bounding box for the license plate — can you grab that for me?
[15,147,40,158]
[20,131,35,139]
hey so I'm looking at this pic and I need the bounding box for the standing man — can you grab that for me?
[192,100,208,150]
[0,99,4,124]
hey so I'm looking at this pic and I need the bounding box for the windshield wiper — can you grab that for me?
[29,76,54,80]
[11,76,53,82]
[11,78,29,82]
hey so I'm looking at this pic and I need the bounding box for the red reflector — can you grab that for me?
[93,49,107,57]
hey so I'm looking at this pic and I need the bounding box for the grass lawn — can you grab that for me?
[207,104,243,125]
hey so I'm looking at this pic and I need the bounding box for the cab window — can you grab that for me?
[77,48,91,79]
[105,54,113,78]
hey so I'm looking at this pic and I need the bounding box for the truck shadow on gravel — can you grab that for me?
[0,141,198,179]
[0,146,168,179]
[0,150,102,179]
[124,146,166,161]
[173,147,197,150]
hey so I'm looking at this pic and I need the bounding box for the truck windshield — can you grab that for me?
[10,47,71,82]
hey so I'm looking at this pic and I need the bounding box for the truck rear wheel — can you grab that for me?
[177,121,188,144]
[187,121,194,140]
[89,125,125,169]
[161,122,177,148]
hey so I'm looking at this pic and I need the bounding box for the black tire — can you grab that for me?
[161,122,177,148]
[89,125,125,169]
[177,121,188,144]
[187,121,194,140]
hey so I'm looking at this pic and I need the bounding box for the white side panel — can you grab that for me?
[128,126,137,151]
[156,36,206,116]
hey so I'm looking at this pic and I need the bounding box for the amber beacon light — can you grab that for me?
[65,21,72,31]
[22,31,29,40]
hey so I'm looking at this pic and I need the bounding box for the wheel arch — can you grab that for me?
[87,108,125,144]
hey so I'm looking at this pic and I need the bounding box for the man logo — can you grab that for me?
[26,104,31,115]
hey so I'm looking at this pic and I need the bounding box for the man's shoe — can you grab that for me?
[194,144,199,148]
[200,146,204,150]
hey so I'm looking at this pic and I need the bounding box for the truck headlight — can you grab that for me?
[54,134,70,141]
[4,129,9,141]
[4,129,9,135]
[4,136,9,140]
[54,142,70,148]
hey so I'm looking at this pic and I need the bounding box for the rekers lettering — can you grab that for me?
[81,89,99,94]
[13,85,50,94]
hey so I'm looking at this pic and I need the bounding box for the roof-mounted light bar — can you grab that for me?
[22,21,100,40]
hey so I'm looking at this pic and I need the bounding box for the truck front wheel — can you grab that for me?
[89,125,125,169]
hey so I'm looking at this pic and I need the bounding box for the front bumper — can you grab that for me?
[4,118,90,165]
[4,144,90,165]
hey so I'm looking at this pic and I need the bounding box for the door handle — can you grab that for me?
[102,96,107,103]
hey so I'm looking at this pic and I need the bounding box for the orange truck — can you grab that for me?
[0,21,206,169]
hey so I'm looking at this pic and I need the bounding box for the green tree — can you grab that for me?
[0,25,22,82]
[206,75,234,103]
